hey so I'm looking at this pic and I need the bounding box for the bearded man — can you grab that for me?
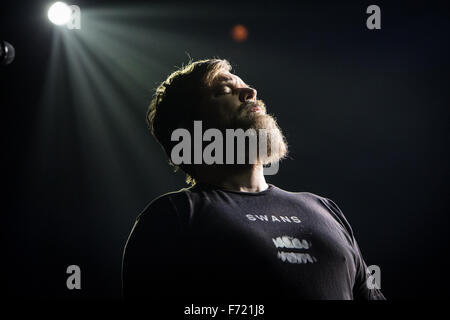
[122,59,385,301]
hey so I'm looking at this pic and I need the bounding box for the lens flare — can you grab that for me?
[231,24,249,42]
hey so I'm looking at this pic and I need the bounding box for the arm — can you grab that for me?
[122,195,187,300]
[321,197,386,300]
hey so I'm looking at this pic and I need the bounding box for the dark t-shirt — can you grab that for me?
[122,183,385,300]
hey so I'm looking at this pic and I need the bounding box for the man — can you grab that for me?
[122,59,385,300]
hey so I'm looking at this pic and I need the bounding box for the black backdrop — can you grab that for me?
[1,0,449,300]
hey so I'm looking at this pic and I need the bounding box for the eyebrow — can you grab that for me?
[215,75,234,83]
[212,75,249,90]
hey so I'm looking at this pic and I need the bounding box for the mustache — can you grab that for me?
[240,99,266,112]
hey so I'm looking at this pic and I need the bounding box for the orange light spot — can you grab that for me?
[231,24,249,42]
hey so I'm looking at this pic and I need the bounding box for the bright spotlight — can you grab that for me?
[48,2,72,25]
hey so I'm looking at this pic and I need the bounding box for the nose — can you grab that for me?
[239,87,257,102]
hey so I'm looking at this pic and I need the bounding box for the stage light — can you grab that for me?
[48,2,72,25]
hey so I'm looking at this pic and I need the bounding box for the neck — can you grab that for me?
[195,164,268,193]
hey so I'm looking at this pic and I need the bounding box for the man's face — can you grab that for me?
[198,70,267,130]
[196,69,288,165]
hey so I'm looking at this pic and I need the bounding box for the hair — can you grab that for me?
[147,59,232,186]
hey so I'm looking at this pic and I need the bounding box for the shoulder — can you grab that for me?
[273,186,354,237]
[307,192,355,239]
[274,186,344,213]
[124,188,191,254]
[136,187,192,232]
[271,186,337,209]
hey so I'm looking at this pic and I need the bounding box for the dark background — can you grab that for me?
[1,0,449,300]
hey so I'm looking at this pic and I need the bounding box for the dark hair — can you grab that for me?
[147,59,232,186]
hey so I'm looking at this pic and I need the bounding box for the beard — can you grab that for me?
[227,99,289,165]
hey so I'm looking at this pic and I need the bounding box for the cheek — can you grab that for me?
[200,96,242,128]
[216,101,241,125]
[217,97,241,114]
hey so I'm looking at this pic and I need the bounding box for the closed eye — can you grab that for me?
[214,85,232,96]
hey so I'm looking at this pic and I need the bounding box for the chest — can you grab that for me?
[186,197,356,272]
